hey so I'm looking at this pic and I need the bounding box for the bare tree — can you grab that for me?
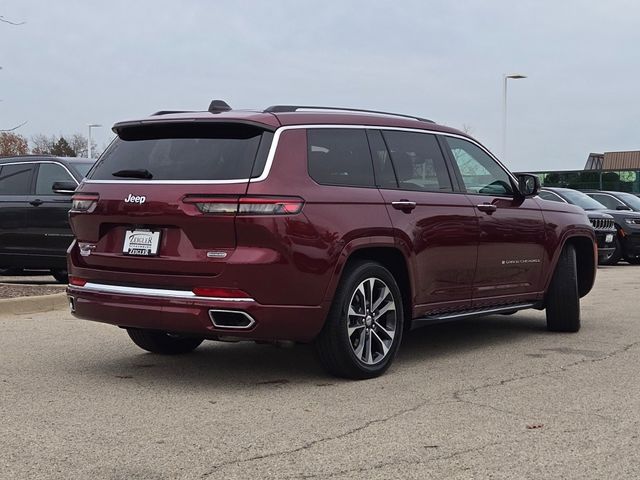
[69,133,97,158]
[30,134,55,154]
[461,124,474,135]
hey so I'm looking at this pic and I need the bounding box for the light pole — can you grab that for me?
[87,124,102,159]
[502,73,526,162]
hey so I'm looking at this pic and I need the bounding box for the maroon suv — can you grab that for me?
[67,101,597,379]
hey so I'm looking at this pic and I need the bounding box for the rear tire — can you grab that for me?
[600,236,621,265]
[315,261,404,379]
[546,244,580,332]
[126,328,204,354]
[51,269,69,284]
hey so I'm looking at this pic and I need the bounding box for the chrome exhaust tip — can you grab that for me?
[208,309,255,329]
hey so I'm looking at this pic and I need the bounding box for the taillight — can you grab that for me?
[71,193,99,213]
[183,196,304,215]
[192,287,251,299]
[182,196,239,214]
[238,197,304,215]
[69,276,87,287]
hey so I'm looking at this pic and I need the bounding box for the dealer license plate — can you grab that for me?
[123,229,161,256]
[605,234,614,243]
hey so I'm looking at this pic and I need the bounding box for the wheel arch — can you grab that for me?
[324,241,415,330]
[554,234,597,298]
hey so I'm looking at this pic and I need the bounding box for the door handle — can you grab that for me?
[391,200,417,212]
[30,199,44,207]
[476,203,497,214]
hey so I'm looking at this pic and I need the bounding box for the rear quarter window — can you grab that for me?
[89,123,271,181]
[307,129,375,187]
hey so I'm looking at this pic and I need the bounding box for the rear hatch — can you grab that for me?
[69,121,274,276]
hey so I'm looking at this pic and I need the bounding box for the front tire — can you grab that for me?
[546,244,580,332]
[126,328,204,354]
[315,261,404,379]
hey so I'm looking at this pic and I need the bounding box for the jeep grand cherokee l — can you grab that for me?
[66,101,597,379]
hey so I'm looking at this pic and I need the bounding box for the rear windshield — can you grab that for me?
[89,123,272,181]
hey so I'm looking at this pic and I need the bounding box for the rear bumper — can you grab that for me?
[67,283,327,342]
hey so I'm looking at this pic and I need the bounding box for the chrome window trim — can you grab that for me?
[74,282,255,302]
[0,160,79,186]
[82,124,514,185]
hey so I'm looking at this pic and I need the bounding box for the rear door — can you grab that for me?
[0,163,36,262]
[70,122,273,277]
[24,162,77,256]
[441,136,546,306]
[370,129,478,314]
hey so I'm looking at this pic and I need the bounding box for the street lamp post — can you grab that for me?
[502,73,527,162]
[87,124,102,159]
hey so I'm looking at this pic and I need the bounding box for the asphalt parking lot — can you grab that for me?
[1,266,639,480]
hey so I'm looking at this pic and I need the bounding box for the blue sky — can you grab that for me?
[1,0,639,171]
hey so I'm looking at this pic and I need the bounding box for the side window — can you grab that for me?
[381,131,452,192]
[0,164,35,195]
[35,163,76,195]
[445,137,514,196]
[538,191,565,202]
[590,193,623,209]
[307,129,374,187]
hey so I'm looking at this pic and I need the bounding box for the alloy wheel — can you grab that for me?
[346,277,397,365]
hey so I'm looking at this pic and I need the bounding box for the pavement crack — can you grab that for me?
[200,399,449,477]
[452,340,640,415]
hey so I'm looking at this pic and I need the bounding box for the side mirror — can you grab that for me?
[52,181,77,195]
[516,173,540,197]
[616,205,632,211]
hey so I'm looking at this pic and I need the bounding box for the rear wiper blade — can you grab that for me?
[112,169,153,179]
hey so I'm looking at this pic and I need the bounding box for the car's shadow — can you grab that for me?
[76,313,549,388]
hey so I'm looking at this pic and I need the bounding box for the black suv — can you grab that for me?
[540,187,640,265]
[0,155,94,282]
[583,190,640,212]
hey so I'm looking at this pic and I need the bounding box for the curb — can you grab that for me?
[0,292,68,316]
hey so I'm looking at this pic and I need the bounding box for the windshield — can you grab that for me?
[89,123,271,181]
[617,192,640,210]
[561,189,607,210]
[71,163,94,178]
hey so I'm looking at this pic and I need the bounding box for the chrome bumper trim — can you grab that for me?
[74,282,255,302]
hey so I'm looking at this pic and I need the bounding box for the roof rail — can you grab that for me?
[151,110,194,116]
[264,105,434,123]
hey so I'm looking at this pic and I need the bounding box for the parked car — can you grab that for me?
[538,189,616,264]
[66,101,597,379]
[0,155,94,283]
[583,190,640,212]
[540,187,640,265]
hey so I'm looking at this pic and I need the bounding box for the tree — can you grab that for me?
[69,133,97,158]
[30,134,55,154]
[49,137,76,157]
[0,132,28,156]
